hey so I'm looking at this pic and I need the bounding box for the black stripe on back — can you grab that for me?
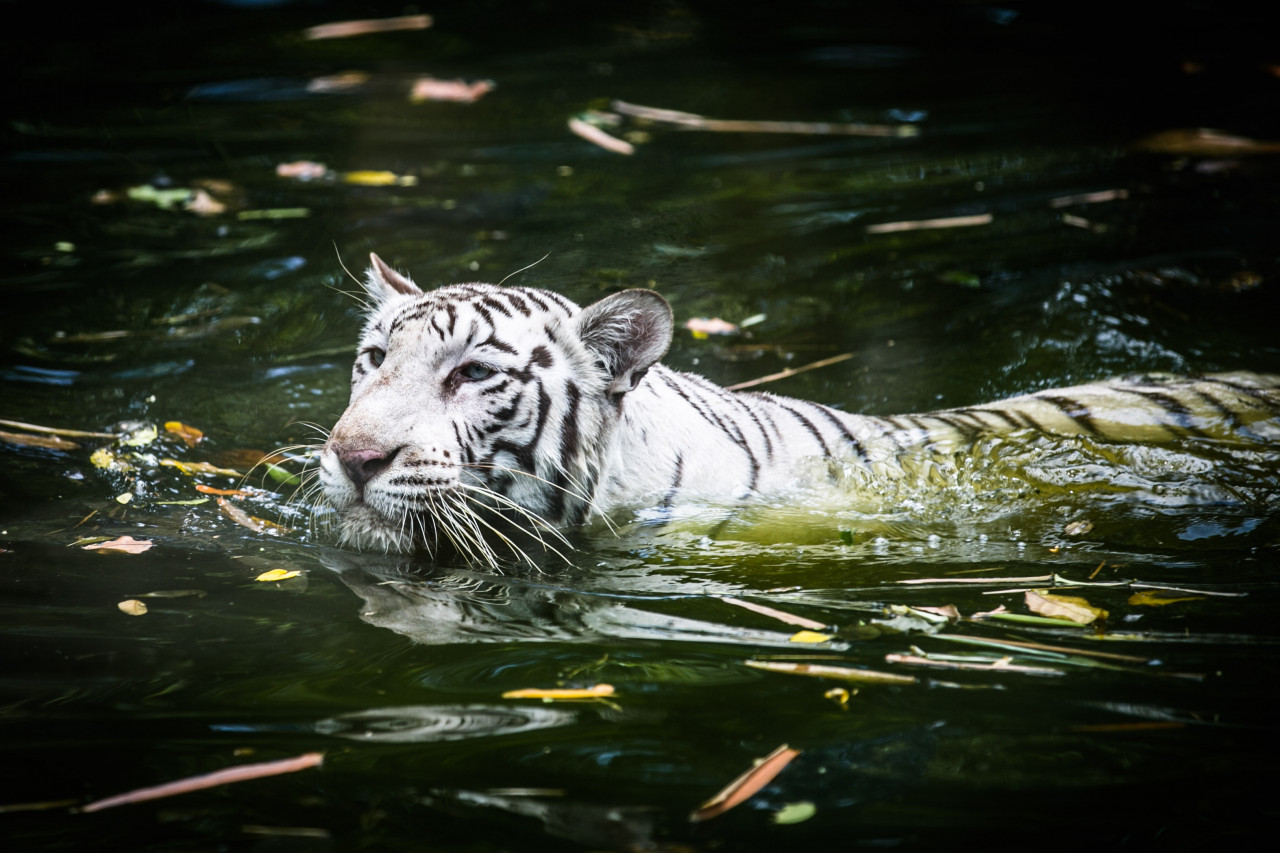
[773,401,833,457]
[1118,388,1208,437]
[1036,394,1103,435]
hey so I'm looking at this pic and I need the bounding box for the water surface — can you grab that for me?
[3,2,1279,849]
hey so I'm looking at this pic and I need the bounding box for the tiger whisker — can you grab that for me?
[463,462,616,535]
[456,488,571,567]
[447,492,537,568]
[445,498,502,569]
[455,482,572,545]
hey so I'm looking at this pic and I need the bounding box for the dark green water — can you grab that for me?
[3,2,1280,849]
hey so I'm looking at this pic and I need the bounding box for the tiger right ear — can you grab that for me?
[577,289,673,397]
[365,253,423,303]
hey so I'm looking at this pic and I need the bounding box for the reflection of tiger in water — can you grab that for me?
[318,254,1280,565]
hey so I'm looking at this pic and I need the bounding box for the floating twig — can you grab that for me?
[0,418,114,439]
[613,100,918,139]
[866,213,993,234]
[690,744,801,822]
[567,117,634,155]
[79,752,324,813]
[720,597,828,630]
[744,659,916,685]
[303,15,432,40]
[894,575,1052,586]
[885,653,1064,676]
[725,352,855,392]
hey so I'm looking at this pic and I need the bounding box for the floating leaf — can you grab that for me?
[409,77,493,103]
[185,189,227,216]
[690,744,800,822]
[255,569,302,582]
[1025,590,1108,625]
[307,72,369,94]
[276,160,330,180]
[195,484,254,497]
[685,317,739,338]
[236,208,310,220]
[116,422,158,447]
[90,447,133,473]
[264,462,302,487]
[84,536,153,554]
[772,801,816,825]
[789,630,834,644]
[126,184,194,211]
[117,599,148,616]
[1064,519,1094,536]
[502,684,615,701]
[341,170,418,187]
[164,421,205,447]
[218,498,290,536]
[824,687,852,709]
[161,459,242,478]
[114,492,133,505]
[1128,590,1206,607]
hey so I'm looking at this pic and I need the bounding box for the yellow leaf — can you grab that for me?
[117,599,148,616]
[772,801,816,825]
[117,423,158,447]
[1025,589,1108,624]
[164,421,205,447]
[90,447,132,473]
[342,170,418,187]
[255,569,301,582]
[1127,590,1205,607]
[502,684,615,700]
[115,492,133,504]
[789,630,834,643]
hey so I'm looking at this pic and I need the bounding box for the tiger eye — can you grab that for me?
[459,362,494,381]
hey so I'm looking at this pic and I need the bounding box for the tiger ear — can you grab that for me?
[365,253,423,303]
[577,289,673,397]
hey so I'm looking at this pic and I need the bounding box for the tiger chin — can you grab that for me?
[319,253,1280,567]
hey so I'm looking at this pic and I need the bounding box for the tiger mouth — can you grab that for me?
[334,484,571,566]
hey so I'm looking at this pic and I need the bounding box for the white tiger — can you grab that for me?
[317,254,1280,565]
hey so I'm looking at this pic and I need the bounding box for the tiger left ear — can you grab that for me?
[365,253,423,303]
[577,289,673,397]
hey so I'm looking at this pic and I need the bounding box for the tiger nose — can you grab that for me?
[340,447,398,489]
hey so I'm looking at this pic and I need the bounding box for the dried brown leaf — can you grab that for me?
[1025,589,1108,624]
[83,536,153,555]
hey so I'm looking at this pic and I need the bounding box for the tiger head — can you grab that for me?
[319,254,673,564]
